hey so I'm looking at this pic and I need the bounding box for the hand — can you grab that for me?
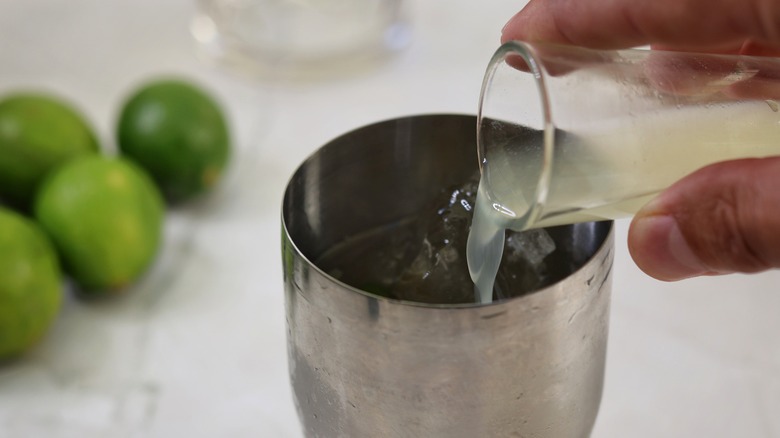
[503,0,780,281]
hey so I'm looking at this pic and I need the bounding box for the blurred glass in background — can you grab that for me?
[191,0,411,78]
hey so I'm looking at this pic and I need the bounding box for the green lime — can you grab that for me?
[0,207,62,359]
[117,78,230,204]
[0,92,99,206]
[34,155,164,294]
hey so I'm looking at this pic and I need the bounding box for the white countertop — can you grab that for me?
[0,1,778,437]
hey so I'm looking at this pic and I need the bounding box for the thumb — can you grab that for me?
[628,157,780,281]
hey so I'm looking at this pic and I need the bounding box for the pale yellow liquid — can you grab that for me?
[468,100,780,303]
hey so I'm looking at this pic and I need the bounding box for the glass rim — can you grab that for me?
[477,40,554,231]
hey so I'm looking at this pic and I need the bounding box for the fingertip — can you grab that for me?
[628,213,711,281]
[501,10,527,44]
[500,1,553,44]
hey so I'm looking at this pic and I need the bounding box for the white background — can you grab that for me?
[0,1,778,437]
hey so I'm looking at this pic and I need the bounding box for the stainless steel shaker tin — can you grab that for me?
[282,114,614,437]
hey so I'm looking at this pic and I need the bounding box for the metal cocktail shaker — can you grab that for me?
[282,114,614,437]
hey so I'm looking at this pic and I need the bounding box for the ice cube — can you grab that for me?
[390,175,480,304]
[492,229,557,298]
[504,229,557,266]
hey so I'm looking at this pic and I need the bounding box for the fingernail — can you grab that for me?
[630,214,709,281]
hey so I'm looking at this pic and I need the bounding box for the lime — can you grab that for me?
[117,78,230,204]
[0,207,62,359]
[0,92,99,206]
[34,155,165,294]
